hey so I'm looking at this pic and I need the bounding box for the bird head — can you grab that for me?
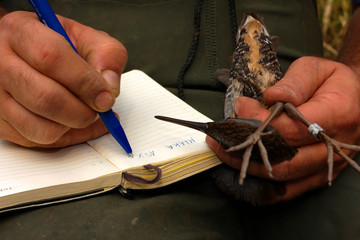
[236,12,270,45]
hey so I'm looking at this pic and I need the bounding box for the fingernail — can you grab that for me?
[94,91,114,111]
[102,70,120,94]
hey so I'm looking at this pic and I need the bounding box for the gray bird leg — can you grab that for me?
[227,102,285,184]
[284,102,360,185]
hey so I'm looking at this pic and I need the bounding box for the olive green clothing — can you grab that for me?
[2,0,322,121]
[1,165,360,240]
[2,1,357,240]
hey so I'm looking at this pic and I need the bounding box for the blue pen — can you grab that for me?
[28,0,133,156]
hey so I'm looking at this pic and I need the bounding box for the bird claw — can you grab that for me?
[226,103,286,185]
[284,103,360,186]
[317,131,360,186]
[227,129,274,185]
[227,101,360,187]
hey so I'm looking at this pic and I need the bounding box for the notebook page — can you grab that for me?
[0,141,119,198]
[88,70,214,170]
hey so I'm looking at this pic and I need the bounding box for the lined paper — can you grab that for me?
[0,142,118,198]
[0,70,215,201]
[88,70,214,170]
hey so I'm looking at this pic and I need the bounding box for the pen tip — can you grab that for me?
[128,153,134,158]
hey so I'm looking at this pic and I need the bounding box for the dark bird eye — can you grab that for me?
[240,28,247,35]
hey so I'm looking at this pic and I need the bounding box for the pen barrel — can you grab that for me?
[28,0,132,155]
[28,0,78,52]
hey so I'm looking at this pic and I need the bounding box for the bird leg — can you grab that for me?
[227,102,285,184]
[284,102,360,185]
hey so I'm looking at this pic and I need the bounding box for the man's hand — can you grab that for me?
[0,11,127,148]
[207,56,360,204]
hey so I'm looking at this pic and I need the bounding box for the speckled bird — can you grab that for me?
[222,12,282,118]
[156,12,360,205]
[156,12,297,205]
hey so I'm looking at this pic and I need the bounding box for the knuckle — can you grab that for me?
[98,36,128,67]
[32,88,96,129]
[293,56,321,68]
[2,60,36,91]
[292,56,324,83]
[34,125,67,144]
[17,120,67,145]
[0,11,24,31]
[114,41,128,61]
[76,69,103,97]
[36,43,63,74]
[32,88,61,115]
[73,110,97,129]
[101,32,127,54]
[0,56,14,77]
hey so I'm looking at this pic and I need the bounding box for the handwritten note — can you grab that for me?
[88,70,213,170]
[0,70,218,208]
[165,137,197,150]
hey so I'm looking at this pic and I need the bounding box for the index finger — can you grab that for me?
[264,57,360,138]
[263,56,334,106]
[61,16,128,97]
[4,11,116,112]
[65,17,128,78]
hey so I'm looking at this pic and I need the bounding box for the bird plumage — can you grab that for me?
[156,12,360,205]
[156,12,296,205]
[155,115,296,165]
[224,12,282,118]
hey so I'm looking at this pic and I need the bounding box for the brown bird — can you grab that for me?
[156,12,360,205]
[221,12,282,119]
[155,115,297,165]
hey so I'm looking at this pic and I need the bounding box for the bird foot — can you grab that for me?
[227,102,360,186]
[318,131,360,185]
[227,129,274,184]
[284,103,360,185]
[227,102,285,184]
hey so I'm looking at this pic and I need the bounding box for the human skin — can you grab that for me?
[207,56,360,203]
[0,10,127,148]
[206,6,360,203]
[1,7,360,204]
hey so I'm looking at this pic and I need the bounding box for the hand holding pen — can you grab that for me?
[0,4,130,151]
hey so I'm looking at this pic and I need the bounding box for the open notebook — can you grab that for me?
[0,70,221,212]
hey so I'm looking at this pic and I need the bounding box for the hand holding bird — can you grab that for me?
[156,12,360,205]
